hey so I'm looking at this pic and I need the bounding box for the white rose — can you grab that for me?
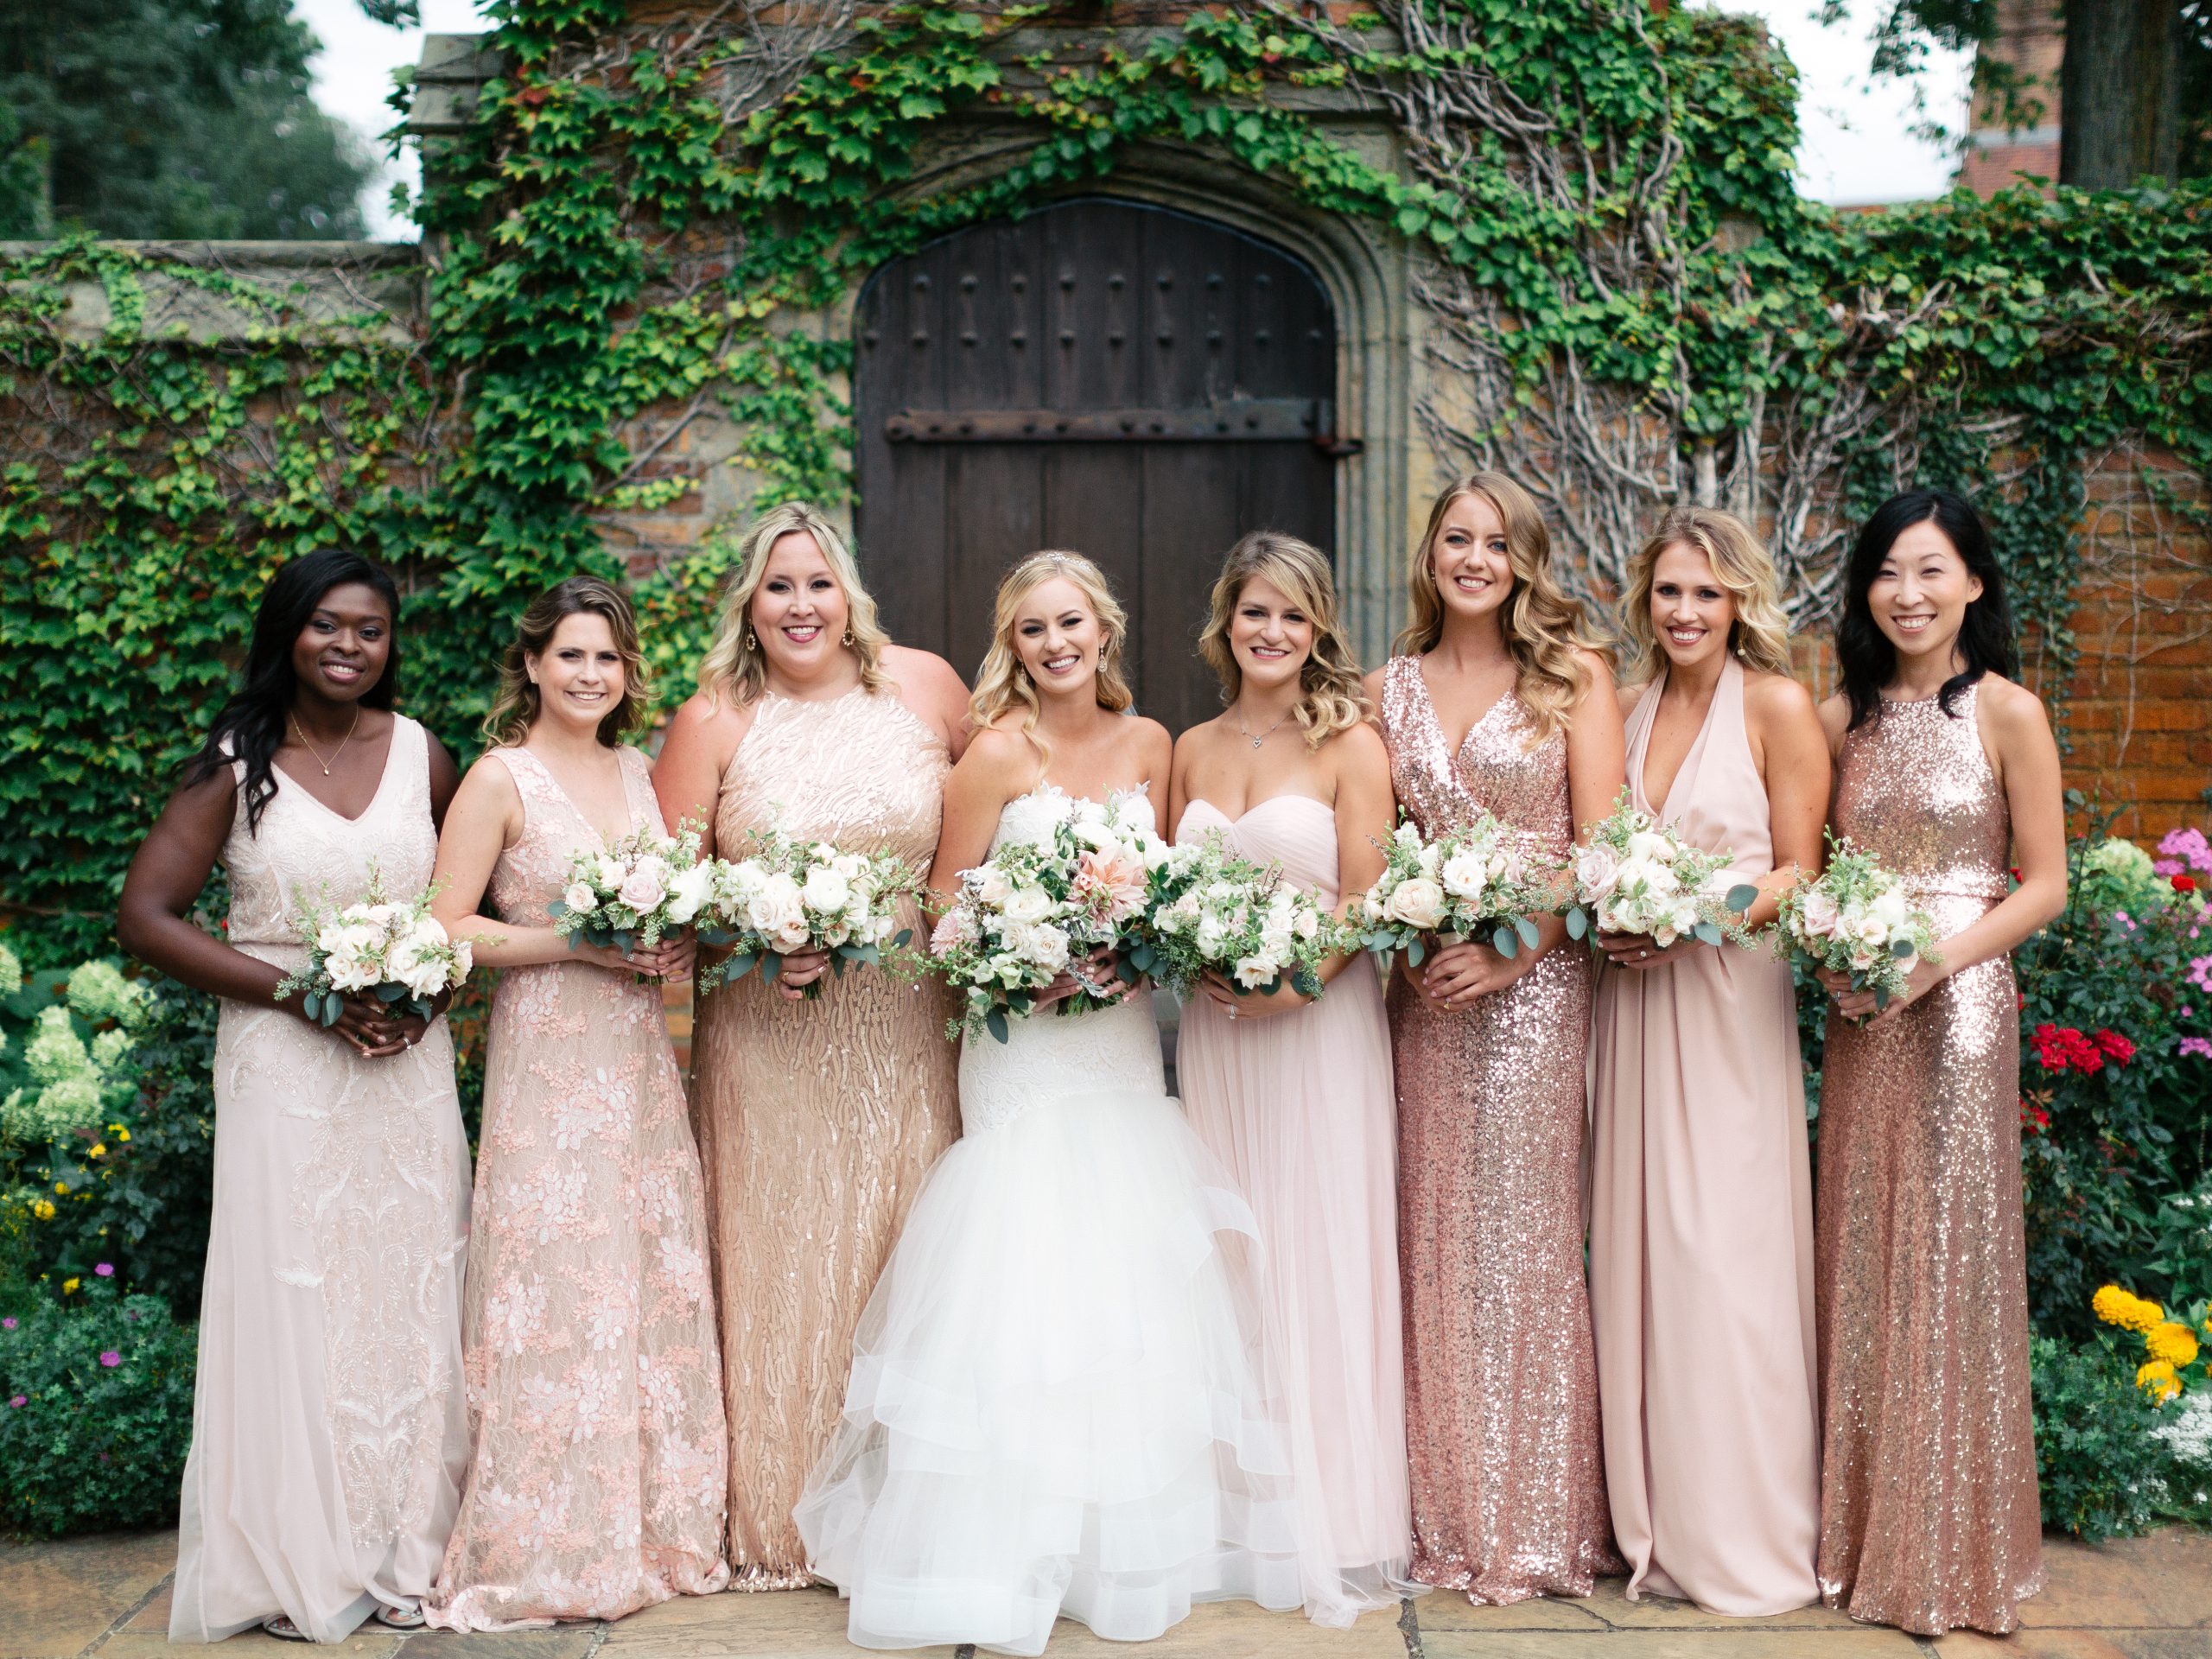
[1871,885,1910,931]
[593,854,626,891]
[324,938,380,992]
[1574,842,1622,902]
[664,861,717,926]
[1294,908,1320,943]
[1195,912,1231,956]
[1385,875,1447,931]
[1625,829,1675,864]
[1233,956,1278,990]
[1415,841,1443,877]
[1001,884,1054,925]
[1440,849,1491,903]
[747,873,805,940]
[450,938,474,979]
[1800,889,1840,937]
[802,867,853,918]
[976,867,1014,907]
[717,859,766,907]
[1007,920,1070,974]
[617,861,669,912]
[386,938,450,1000]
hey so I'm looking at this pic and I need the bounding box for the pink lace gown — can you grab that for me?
[1587,657,1820,1616]
[425,744,729,1630]
[1377,656,1619,1604]
[1173,793,1413,1628]
[171,716,470,1643]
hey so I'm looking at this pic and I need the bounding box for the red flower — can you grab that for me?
[2020,1098,2050,1136]
[2094,1029,2136,1065]
[2031,1023,2110,1074]
[2176,874,2198,894]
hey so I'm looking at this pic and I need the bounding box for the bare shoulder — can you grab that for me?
[1124,713,1174,768]
[1974,673,2054,741]
[1327,715,1389,770]
[960,721,1039,778]
[1614,679,1649,721]
[882,644,969,703]
[1173,711,1229,761]
[1814,690,1853,752]
[1573,645,1617,687]
[1360,664,1389,709]
[1743,667,1817,723]
[664,689,745,741]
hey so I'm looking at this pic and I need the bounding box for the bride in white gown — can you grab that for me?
[795,551,1303,1654]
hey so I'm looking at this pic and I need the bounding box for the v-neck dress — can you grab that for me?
[1586,657,1820,1615]
[1376,656,1619,1604]
[425,743,730,1629]
[171,715,472,1643]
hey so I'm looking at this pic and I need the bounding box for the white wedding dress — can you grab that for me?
[795,789,1303,1654]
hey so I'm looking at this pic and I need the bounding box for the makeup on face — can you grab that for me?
[1230,575,1313,683]
[1429,492,1513,620]
[1014,575,1103,694]
[1869,519,1981,660]
[750,530,850,670]
[530,612,626,730]
[292,582,393,702]
[1648,542,1734,670]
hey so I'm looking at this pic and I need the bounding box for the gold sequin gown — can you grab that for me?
[689,686,962,1587]
[1378,656,1619,1604]
[1815,686,2042,1636]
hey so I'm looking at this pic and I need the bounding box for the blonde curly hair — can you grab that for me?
[969,550,1134,764]
[696,501,892,707]
[1198,531,1368,748]
[1395,471,1610,745]
[1617,506,1794,684]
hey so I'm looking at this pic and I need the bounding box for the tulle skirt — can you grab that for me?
[794,994,1303,1654]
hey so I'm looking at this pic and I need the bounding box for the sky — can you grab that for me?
[294,0,1975,240]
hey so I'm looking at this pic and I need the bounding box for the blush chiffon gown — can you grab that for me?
[1587,657,1821,1616]
[1174,791,1414,1628]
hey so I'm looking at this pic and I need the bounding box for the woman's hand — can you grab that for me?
[1420,938,1533,1012]
[1596,930,1706,971]
[293,992,411,1058]
[1201,969,1308,1020]
[1033,945,1128,1009]
[772,948,832,1001]
[1828,955,1947,1026]
[583,934,695,982]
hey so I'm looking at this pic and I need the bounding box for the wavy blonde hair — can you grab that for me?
[1198,531,1369,748]
[482,575,653,748]
[1394,471,1610,745]
[969,550,1134,762]
[696,501,892,706]
[1618,506,1794,685]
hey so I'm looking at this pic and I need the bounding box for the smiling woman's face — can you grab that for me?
[748,529,852,678]
[1427,490,1513,624]
[1647,541,1734,674]
[527,611,626,735]
[289,582,392,704]
[1868,518,1981,668]
[1011,575,1104,699]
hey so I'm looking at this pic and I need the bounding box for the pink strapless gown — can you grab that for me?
[1173,795,1414,1628]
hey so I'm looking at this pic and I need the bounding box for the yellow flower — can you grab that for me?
[2094,1285,2165,1334]
[52,1180,67,1195]
[60,1277,79,1294]
[30,1200,54,1220]
[2148,1322,2202,1369]
[115,1128,130,1142]
[87,1143,105,1159]
[2137,1359,2182,1404]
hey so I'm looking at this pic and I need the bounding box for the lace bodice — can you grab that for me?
[486,743,664,925]
[222,716,436,954]
[715,685,947,866]
[958,788,1166,1136]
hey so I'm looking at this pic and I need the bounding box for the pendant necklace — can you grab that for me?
[1235,705,1292,750]
[289,707,360,776]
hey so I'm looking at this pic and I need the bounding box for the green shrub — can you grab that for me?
[0,1270,195,1536]
[2031,1332,2168,1539]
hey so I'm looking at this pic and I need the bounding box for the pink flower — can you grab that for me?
[7,1395,23,1408]
[93,1262,113,1277]
[1073,849,1148,925]
[2181,1037,2212,1060]
[98,1351,121,1368]
[1,1316,14,1330]
[2188,957,2212,994]
[2158,826,2212,874]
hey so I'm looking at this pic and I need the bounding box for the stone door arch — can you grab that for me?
[852,195,1343,733]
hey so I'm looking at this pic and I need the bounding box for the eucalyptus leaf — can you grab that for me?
[1565,907,1588,941]
[985,1007,1010,1045]
[1514,915,1540,950]
[1407,938,1426,968]
[1725,883,1760,915]
[1694,921,1722,947]
[1492,924,1519,958]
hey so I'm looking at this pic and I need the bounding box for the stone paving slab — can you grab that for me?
[4,1529,2208,1659]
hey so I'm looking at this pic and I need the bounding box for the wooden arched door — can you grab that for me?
[852,196,1339,734]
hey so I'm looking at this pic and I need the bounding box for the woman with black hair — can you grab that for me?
[118,550,471,1644]
[1809,489,2065,1637]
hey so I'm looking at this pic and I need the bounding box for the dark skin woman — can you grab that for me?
[117,559,461,1058]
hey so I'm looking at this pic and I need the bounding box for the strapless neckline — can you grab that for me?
[1177,794,1332,836]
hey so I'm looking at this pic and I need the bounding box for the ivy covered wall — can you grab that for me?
[3,0,2209,964]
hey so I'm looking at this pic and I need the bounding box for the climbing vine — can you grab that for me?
[4,0,2210,958]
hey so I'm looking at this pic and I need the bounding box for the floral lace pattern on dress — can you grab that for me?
[426,744,729,1631]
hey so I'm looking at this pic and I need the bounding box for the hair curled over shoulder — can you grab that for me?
[183,547,401,836]
[482,575,654,749]
[1198,531,1368,748]
[1835,487,2017,731]
[1395,471,1611,745]
[696,501,892,707]
[1618,507,1795,684]
[969,550,1133,766]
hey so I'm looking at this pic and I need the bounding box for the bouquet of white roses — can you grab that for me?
[928,792,1166,1042]
[276,874,472,1027]
[1777,832,1941,1012]
[546,823,708,954]
[692,825,921,995]
[1133,833,1342,1001]
[1565,791,1757,950]
[1352,811,1563,965]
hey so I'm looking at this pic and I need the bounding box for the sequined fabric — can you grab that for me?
[1378,655,1620,1604]
[690,687,962,1588]
[1815,687,2042,1636]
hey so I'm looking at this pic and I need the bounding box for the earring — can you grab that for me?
[841,627,854,647]
[745,630,758,651]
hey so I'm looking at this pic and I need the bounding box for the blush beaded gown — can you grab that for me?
[170,716,471,1644]
[425,745,729,1630]
[1587,657,1820,1616]
[688,685,963,1587]
[1377,656,1618,1604]
[1173,793,1412,1628]
[1813,687,2042,1636]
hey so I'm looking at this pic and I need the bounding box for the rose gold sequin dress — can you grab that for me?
[689,687,962,1587]
[426,745,729,1630]
[1815,686,2042,1636]
[1378,656,1619,1604]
